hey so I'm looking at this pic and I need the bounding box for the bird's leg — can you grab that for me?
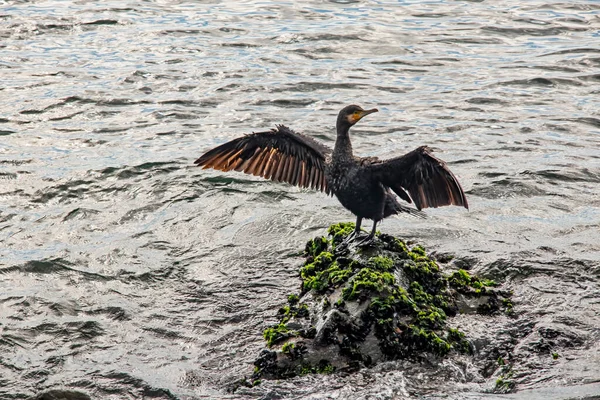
[356,220,378,246]
[341,216,362,245]
[350,216,362,240]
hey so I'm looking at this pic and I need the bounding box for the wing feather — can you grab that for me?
[246,148,265,175]
[230,155,244,171]
[255,148,269,177]
[263,150,279,179]
[281,155,292,183]
[195,125,331,193]
[365,146,468,210]
[300,162,307,187]
[291,159,299,186]
[289,156,298,184]
[309,167,317,190]
[209,148,239,171]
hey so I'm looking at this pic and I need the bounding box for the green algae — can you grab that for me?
[300,252,341,292]
[416,309,447,329]
[287,293,300,304]
[502,297,515,315]
[255,222,512,382]
[385,237,410,255]
[305,236,329,258]
[368,255,395,271]
[282,342,305,360]
[302,260,353,293]
[495,365,516,393]
[406,325,451,356]
[447,328,473,354]
[402,255,449,299]
[317,363,335,374]
[449,268,497,292]
[263,295,312,347]
[327,222,357,245]
[282,342,295,354]
[299,360,335,375]
[277,302,309,323]
[493,356,516,393]
[411,245,426,256]
[263,323,296,348]
[342,268,396,301]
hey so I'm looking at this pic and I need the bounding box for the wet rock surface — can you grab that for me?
[28,390,92,400]
[247,223,512,384]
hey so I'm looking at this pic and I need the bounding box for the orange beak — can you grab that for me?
[353,108,378,122]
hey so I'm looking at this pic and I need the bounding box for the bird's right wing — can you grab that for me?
[365,146,468,210]
[195,125,332,193]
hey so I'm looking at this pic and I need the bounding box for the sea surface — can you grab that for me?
[1,1,600,399]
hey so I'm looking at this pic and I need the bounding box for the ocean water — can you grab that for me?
[1,1,600,399]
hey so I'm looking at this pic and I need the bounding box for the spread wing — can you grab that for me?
[365,146,468,211]
[195,125,332,193]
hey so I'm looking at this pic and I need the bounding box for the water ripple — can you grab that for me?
[1,1,600,399]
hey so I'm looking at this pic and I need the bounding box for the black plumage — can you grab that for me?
[195,105,468,244]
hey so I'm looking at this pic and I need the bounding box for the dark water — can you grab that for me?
[1,1,600,399]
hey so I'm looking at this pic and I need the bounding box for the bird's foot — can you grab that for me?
[355,233,375,247]
[342,230,360,244]
[334,230,360,254]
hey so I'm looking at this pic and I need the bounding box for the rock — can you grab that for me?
[251,222,512,381]
[28,390,92,400]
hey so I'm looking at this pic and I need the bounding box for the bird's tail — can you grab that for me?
[385,194,427,219]
[398,204,427,219]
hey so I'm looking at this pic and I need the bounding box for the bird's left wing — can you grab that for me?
[364,146,468,211]
[195,125,332,193]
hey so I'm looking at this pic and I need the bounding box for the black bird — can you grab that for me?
[195,105,468,244]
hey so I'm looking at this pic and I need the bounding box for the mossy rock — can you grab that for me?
[251,222,512,381]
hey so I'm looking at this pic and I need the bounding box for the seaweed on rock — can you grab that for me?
[251,222,512,381]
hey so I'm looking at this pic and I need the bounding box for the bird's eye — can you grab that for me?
[353,111,360,119]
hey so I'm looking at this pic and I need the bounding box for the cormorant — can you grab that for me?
[195,105,468,244]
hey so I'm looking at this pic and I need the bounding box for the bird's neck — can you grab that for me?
[333,124,353,161]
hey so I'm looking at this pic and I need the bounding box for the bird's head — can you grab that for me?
[337,105,378,130]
